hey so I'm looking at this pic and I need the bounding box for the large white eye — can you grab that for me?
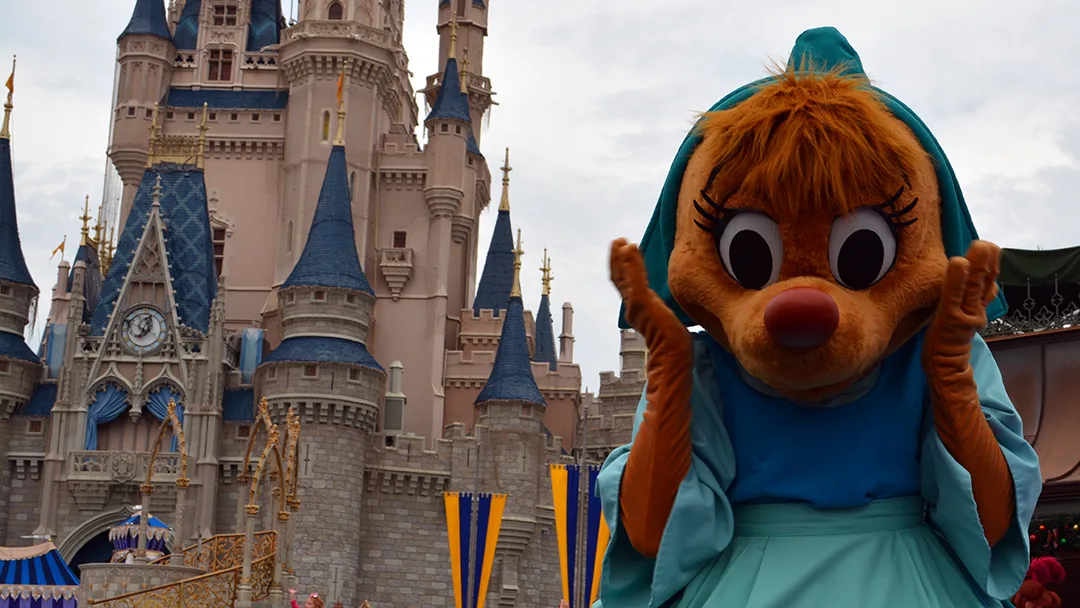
[716,211,783,290]
[828,208,897,290]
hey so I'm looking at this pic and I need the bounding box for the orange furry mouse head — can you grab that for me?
[621,27,1007,402]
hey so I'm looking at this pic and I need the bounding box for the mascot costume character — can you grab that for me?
[596,27,1043,608]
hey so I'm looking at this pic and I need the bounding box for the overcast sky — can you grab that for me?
[1,0,1078,392]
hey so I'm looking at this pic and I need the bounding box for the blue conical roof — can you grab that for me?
[0,138,34,288]
[475,295,545,406]
[425,57,472,124]
[472,209,513,316]
[118,0,173,42]
[533,294,557,370]
[283,146,374,295]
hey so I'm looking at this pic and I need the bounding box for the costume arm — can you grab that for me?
[291,601,301,608]
[619,318,694,558]
[926,342,1015,546]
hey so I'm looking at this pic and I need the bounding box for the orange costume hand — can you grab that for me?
[610,238,694,559]
[922,241,1015,546]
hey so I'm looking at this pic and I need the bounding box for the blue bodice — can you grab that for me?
[700,332,929,507]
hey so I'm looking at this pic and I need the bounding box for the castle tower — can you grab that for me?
[471,228,550,606]
[256,108,385,607]
[110,0,175,229]
[66,197,104,324]
[427,0,496,137]
[0,81,43,544]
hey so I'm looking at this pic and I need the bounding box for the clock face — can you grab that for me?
[120,307,168,354]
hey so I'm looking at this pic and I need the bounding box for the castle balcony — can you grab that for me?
[377,247,414,301]
[421,72,493,108]
[280,19,393,49]
[65,451,189,484]
[63,451,192,511]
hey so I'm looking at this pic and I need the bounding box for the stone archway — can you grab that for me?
[56,505,136,562]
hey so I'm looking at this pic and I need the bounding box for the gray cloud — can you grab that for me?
[2,0,1078,391]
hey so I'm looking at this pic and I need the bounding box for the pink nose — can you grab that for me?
[763,287,840,349]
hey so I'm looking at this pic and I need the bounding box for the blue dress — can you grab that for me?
[593,330,1042,608]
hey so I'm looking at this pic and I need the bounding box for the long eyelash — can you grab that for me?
[877,186,919,229]
[694,189,735,233]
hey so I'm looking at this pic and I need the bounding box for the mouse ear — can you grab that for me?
[786,27,867,79]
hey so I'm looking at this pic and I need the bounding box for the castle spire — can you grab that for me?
[448,12,458,60]
[79,196,92,246]
[533,249,557,369]
[0,62,34,289]
[425,22,471,125]
[460,47,470,94]
[474,228,545,407]
[1,56,14,140]
[118,0,173,42]
[283,131,372,295]
[498,147,511,212]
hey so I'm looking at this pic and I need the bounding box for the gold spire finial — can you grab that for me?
[1,55,15,140]
[510,228,523,298]
[93,203,104,245]
[79,196,92,245]
[333,60,349,146]
[460,47,469,94]
[148,103,161,156]
[449,13,459,60]
[540,248,553,296]
[498,147,511,212]
[196,102,209,167]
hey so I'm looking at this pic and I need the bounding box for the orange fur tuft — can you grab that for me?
[695,62,929,218]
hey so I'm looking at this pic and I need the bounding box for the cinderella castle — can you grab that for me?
[0,0,648,606]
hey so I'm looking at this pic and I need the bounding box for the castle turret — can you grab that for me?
[65,197,103,324]
[471,228,549,604]
[0,69,42,418]
[257,106,384,608]
[111,0,175,229]
[533,249,557,370]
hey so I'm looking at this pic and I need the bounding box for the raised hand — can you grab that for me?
[923,240,1000,367]
[609,238,694,559]
[610,238,692,360]
[922,240,1014,546]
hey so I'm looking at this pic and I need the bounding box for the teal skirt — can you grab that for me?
[673,496,1000,608]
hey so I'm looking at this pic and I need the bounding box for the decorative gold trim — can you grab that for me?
[147,102,210,169]
[145,398,188,488]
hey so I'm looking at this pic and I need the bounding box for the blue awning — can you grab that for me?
[0,543,79,588]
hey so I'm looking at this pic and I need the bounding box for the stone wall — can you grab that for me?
[78,562,204,604]
[3,418,47,545]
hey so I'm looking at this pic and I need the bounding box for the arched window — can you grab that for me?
[286,221,294,252]
[327,1,343,20]
[321,111,330,141]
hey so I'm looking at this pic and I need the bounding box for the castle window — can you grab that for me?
[27,419,43,435]
[392,231,407,248]
[267,367,277,379]
[146,109,153,118]
[229,113,239,121]
[440,124,448,133]
[0,361,8,373]
[303,365,318,377]
[127,107,136,116]
[349,172,357,201]
[212,227,227,277]
[237,424,251,439]
[286,292,295,303]
[0,285,10,295]
[166,111,174,120]
[286,221,294,253]
[456,0,466,17]
[187,112,196,120]
[252,113,260,121]
[348,368,361,382]
[327,1,344,20]
[346,294,357,305]
[321,111,331,141]
[209,112,217,120]
[273,114,282,122]
[455,125,461,134]
[207,49,234,82]
[212,4,238,26]
[313,290,326,301]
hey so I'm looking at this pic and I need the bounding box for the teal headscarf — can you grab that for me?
[618,26,1008,329]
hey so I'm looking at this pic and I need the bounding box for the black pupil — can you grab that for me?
[727,230,773,290]
[837,229,885,289]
